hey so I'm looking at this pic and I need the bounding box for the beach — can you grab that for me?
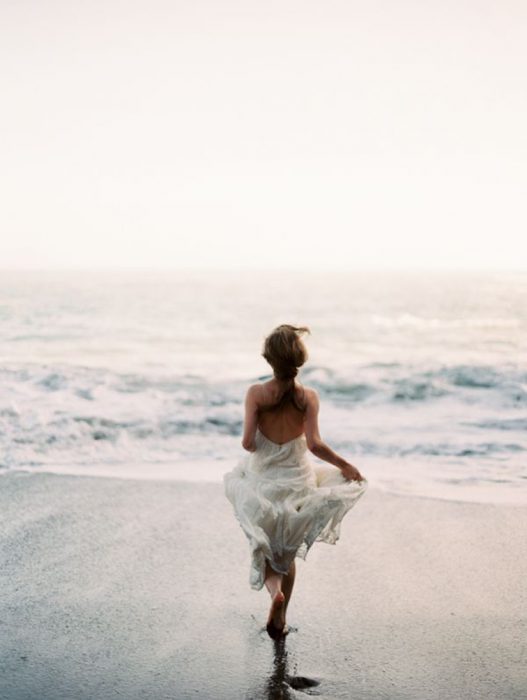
[1,472,525,700]
[3,0,527,695]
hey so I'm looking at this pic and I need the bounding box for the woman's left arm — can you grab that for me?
[241,384,259,451]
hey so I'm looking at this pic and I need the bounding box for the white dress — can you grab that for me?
[224,427,368,590]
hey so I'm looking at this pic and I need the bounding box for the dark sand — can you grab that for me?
[0,472,526,700]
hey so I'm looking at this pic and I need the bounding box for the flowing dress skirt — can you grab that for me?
[224,428,367,590]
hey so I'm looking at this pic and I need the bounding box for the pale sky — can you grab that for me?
[1,0,526,270]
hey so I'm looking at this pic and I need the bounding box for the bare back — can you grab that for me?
[242,379,322,454]
[241,375,363,480]
[256,380,308,445]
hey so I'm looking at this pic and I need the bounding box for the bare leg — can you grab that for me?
[264,561,283,599]
[265,561,285,638]
[282,561,296,619]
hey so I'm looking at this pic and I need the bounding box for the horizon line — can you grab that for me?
[1,265,526,274]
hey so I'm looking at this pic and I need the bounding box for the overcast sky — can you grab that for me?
[1,0,526,270]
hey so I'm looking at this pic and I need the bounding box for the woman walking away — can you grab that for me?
[224,324,367,639]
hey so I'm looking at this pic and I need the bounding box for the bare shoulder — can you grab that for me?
[246,383,262,392]
[301,385,320,409]
[249,379,278,402]
[245,383,265,404]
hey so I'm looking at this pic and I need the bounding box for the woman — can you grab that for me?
[224,324,367,639]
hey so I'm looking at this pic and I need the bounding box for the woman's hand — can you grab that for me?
[340,463,365,482]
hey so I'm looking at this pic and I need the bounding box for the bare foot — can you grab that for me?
[266,591,286,639]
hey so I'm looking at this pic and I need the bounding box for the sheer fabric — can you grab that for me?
[224,427,367,590]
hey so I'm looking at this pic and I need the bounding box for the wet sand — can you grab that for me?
[0,471,526,700]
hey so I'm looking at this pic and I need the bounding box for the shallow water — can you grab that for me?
[1,268,526,503]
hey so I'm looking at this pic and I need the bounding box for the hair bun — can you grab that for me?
[262,324,309,382]
[260,325,308,413]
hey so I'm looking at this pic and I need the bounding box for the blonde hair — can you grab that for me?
[262,324,310,379]
[261,324,310,412]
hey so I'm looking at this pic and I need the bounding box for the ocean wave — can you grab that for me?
[400,442,526,458]
[319,439,526,459]
[302,366,376,402]
[464,418,527,431]
[38,372,69,391]
[304,363,526,405]
[436,365,502,389]
[391,380,447,402]
[5,361,526,404]
[1,362,525,477]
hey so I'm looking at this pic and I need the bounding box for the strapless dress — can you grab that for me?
[224,427,367,590]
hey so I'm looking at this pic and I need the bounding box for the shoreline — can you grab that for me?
[1,472,526,699]
[2,463,526,507]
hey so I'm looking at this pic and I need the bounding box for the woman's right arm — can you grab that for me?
[241,384,259,452]
[304,389,364,482]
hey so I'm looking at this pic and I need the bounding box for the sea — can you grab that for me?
[1,268,525,504]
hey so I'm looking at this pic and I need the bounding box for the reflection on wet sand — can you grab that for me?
[247,636,320,700]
